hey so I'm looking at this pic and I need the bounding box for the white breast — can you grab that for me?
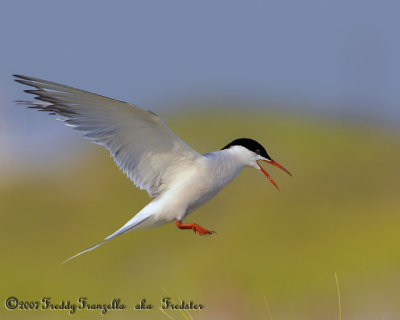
[184,151,246,214]
[152,149,247,222]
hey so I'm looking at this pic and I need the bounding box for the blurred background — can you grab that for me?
[1,1,400,319]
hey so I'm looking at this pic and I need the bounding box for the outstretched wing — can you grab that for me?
[14,75,200,197]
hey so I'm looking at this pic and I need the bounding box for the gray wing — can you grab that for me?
[14,75,200,197]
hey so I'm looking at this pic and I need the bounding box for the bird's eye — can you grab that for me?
[255,149,260,155]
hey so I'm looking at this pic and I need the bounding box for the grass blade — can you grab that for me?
[264,295,273,320]
[335,272,342,320]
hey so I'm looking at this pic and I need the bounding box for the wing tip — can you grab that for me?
[13,74,32,82]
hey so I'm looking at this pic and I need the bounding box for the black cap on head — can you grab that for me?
[222,138,271,160]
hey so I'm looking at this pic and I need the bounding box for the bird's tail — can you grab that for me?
[62,240,109,263]
[62,207,156,263]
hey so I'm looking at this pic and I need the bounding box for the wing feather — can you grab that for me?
[14,75,200,197]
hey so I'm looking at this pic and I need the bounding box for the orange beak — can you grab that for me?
[257,159,292,191]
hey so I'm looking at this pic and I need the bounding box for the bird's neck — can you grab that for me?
[203,149,246,184]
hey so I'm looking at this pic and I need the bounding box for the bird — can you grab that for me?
[14,74,292,262]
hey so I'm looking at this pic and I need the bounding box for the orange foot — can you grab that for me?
[176,220,215,236]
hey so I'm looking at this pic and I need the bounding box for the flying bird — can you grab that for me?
[14,74,292,262]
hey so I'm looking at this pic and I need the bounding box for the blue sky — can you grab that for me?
[1,0,399,168]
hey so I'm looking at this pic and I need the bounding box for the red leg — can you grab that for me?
[176,220,215,236]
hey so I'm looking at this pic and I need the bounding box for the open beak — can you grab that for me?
[257,159,292,191]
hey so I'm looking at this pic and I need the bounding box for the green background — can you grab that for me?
[2,110,400,319]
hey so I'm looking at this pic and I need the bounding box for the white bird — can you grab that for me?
[14,74,292,263]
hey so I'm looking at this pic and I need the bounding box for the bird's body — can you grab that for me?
[14,75,291,262]
[105,148,253,240]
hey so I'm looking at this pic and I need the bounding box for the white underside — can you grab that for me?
[108,150,247,236]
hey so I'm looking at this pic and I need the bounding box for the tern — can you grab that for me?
[14,75,292,262]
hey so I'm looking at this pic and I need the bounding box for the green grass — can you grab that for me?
[1,110,400,319]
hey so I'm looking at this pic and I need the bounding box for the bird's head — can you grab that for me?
[222,138,292,190]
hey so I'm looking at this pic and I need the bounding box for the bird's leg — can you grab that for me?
[175,220,215,236]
